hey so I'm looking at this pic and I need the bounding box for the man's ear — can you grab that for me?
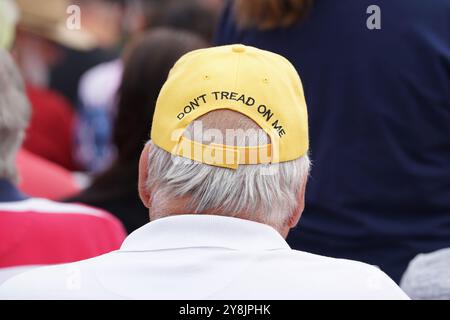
[287,177,308,229]
[138,142,152,208]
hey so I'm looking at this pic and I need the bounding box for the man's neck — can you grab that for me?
[150,199,288,239]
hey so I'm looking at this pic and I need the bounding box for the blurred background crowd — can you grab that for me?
[1,0,223,229]
[0,0,450,299]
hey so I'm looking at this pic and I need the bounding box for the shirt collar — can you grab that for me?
[120,214,291,252]
[0,179,27,203]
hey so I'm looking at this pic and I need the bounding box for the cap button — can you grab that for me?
[232,44,246,53]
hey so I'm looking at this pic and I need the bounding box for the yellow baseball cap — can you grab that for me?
[151,44,309,169]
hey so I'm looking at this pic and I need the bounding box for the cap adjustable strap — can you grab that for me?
[175,136,272,170]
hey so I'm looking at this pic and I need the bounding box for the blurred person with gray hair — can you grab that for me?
[400,248,450,300]
[0,1,81,199]
[1,45,406,299]
[0,52,30,184]
[0,49,126,284]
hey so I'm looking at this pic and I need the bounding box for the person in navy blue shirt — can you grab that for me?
[215,0,450,283]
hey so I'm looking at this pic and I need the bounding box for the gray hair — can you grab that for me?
[146,110,310,229]
[0,49,31,182]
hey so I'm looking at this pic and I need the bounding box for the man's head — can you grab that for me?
[0,49,31,182]
[138,44,310,237]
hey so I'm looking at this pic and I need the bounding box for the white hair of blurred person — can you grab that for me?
[146,110,311,234]
[0,50,31,183]
[0,0,19,50]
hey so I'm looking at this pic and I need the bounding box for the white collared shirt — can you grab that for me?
[0,215,409,300]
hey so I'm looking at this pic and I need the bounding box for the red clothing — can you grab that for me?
[23,86,77,171]
[0,198,126,268]
[17,149,80,200]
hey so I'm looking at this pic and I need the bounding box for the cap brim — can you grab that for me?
[19,22,97,51]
